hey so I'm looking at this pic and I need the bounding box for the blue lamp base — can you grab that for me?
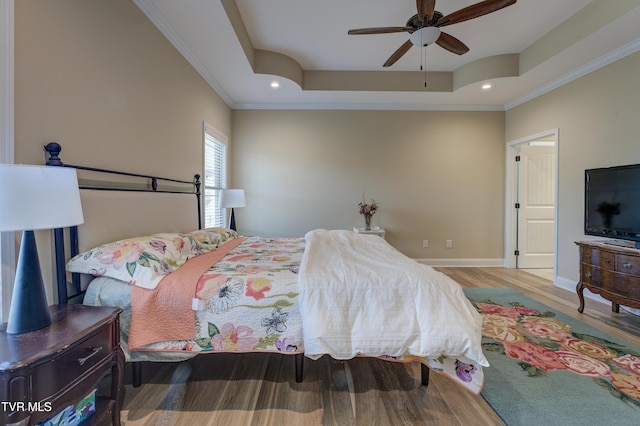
[6,230,52,334]
[229,208,237,232]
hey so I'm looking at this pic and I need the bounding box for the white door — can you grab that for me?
[516,143,555,268]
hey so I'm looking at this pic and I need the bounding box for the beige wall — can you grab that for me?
[506,51,640,287]
[15,0,230,171]
[231,109,505,260]
[14,0,231,302]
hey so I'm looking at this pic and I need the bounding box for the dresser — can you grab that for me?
[0,304,124,425]
[576,241,640,314]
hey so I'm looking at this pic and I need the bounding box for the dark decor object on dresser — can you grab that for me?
[576,240,640,314]
[0,304,124,425]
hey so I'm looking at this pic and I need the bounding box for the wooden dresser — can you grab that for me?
[576,240,640,313]
[0,304,124,425]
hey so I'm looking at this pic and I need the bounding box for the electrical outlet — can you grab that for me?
[422,240,429,248]
[446,239,453,248]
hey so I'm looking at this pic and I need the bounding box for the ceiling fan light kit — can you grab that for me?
[347,0,517,67]
[410,27,441,47]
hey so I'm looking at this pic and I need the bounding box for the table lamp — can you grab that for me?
[220,189,246,231]
[0,164,84,334]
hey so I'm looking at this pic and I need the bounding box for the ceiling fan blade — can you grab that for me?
[348,27,411,35]
[438,0,516,27]
[436,32,470,55]
[417,0,436,22]
[383,40,413,67]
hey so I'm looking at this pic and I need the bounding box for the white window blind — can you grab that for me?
[203,126,227,228]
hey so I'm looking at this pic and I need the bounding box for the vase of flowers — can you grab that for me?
[357,192,379,231]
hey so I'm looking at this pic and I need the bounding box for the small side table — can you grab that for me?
[0,304,124,425]
[353,227,386,239]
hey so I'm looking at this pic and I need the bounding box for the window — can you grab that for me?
[203,124,227,228]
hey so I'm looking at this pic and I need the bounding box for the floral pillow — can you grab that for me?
[66,234,189,289]
[67,228,239,289]
[152,228,238,258]
[183,227,239,250]
[150,232,212,259]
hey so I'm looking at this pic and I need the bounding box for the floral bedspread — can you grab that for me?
[132,235,485,393]
[137,236,306,354]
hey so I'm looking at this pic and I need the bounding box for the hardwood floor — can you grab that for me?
[107,268,640,425]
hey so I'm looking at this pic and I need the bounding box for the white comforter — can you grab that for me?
[298,229,488,368]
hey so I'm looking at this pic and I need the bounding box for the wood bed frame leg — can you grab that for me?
[420,363,430,387]
[132,362,142,388]
[295,353,304,383]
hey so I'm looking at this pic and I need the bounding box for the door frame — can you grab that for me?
[504,129,559,272]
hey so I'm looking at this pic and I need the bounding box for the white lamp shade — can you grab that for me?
[220,189,246,208]
[410,27,441,47]
[0,164,84,232]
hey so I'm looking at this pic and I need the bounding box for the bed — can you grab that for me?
[46,143,488,395]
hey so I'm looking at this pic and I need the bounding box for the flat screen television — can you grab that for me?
[585,163,640,248]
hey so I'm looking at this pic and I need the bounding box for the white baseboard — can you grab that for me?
[555,275,614,308]
[556,275,640,316]
[553,275,577,293]
[415,258,505,267]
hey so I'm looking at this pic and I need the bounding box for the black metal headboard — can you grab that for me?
[44,142,202,304]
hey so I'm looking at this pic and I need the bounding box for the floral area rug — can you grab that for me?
[463,288,640,426]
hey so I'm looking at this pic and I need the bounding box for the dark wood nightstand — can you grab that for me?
[1,304,124,425]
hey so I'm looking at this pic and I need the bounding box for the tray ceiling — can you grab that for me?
[134,0,640,110]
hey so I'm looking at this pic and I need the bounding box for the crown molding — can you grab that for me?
[506,37,640,110]
[133,0,233,107]
[231,101,505,111]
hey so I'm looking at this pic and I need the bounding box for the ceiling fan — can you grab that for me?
[347,0,517,67]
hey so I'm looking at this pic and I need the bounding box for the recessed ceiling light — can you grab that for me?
[270,81,280,88]
[482,83,492,90]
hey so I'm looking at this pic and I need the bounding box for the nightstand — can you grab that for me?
[353,227,386,239]
[0,304,124,426]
